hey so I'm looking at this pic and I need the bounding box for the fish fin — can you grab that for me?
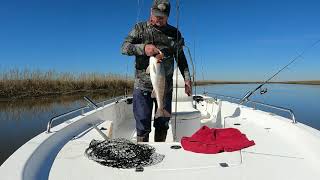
[146,65,150,74]
[163,109,171,118]
[151,90,156,98]
[155,109,162,119]
[155,109,171,118]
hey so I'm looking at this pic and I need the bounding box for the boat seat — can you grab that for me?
[223,107,242,128]
[172,101,201,119]
[224,107,241,120]
[172,85,193,102]
[171,68,201,140]
[172,67,200,118]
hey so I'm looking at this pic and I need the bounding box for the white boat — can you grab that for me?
[1,69,320,180]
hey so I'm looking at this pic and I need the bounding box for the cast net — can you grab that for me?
[85,138,165,168]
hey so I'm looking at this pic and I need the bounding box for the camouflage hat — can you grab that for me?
[152,0,170,17]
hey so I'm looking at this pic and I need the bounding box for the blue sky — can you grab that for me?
[0,0,319,81]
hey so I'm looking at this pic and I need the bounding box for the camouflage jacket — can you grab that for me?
[121,21,191,92]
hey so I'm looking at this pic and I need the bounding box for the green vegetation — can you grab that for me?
[0,69,133,100]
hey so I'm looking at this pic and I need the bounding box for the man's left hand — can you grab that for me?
[185,80,192,96]
[155,52,164,63]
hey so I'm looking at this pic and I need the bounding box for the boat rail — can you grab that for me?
[84,96,99,109]
[46,96,124,133]
[205,92,297,123]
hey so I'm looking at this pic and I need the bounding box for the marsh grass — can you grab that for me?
[0,69,134,99]
[281,81,320,85]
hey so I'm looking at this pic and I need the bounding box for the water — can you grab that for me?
[0,94,112,166]
[0,84,320,165]
[198,83,320,130]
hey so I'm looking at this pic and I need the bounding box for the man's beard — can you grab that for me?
[150,20,167,31]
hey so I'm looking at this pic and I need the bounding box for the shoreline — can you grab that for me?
[0,68,318,100]
[0,81,133,101]
[1,81,318,101]
[0,70,134,100]
[195,81,320,86]
[0,89,132,102]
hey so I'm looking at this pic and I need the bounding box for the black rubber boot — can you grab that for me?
[137,135,149,142]
[154,129,167,142]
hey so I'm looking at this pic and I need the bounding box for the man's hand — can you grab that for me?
[155,52,164,63]
[144,44,160,57]
[185,80,192,96]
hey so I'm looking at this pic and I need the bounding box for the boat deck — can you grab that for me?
[1,97,320,180]
[49,108,320,180]
[49,120,241,180]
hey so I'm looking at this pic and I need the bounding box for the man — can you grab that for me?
[121,0,192,142]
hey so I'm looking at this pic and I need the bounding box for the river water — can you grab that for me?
[0,94,110,166]
[199,84,320,130]
[0,84,320,165]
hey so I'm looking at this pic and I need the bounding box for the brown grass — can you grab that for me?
[279,81,320,85]
[0,69,134,100]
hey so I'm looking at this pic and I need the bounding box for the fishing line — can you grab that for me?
[136,0,144,23]
[191,12,197,97]
[263,39,320,85]
[124,61,129,97]
[125,0,144,97]
[184,45,196,108]
[193,40,197,97]
[174,0,180,141]
[132,0,143,144]
[239,39,320,104]
[200,56,206,94]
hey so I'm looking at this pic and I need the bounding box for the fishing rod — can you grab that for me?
[239,39,320,105]
[173,0,181,142]
[184,45,196,105]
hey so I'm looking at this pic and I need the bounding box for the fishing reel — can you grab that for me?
[239,87,268,105]
[259,87,268,95]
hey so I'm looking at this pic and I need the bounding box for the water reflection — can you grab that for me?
[0,94,115,165]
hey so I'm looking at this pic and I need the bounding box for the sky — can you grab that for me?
[0,0,320,81]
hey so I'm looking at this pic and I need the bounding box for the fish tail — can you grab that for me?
[155,108,171,118]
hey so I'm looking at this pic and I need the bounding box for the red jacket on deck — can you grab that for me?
[181,126,255,154]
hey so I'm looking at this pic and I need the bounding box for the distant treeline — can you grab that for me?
[1,69,319,100]
[0,69,134,100]
[280,81,320,85]
[196,80,320,86]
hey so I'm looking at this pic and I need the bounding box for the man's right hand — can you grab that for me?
[144,44,160,57]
